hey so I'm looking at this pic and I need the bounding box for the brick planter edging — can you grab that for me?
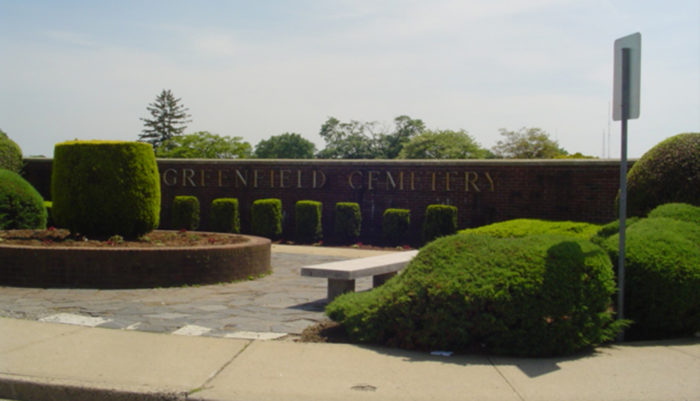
[0,231,271,288]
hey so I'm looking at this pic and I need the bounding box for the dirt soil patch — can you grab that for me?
[299,319,351,343]
[0,229,246,248]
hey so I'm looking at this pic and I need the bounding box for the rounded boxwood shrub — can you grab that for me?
[461,218,601,240]
[295,200,322,243]
[422,204,457,243]
[0,129,23,173]
[647,202,700,226]
[334,202,361,243]
[251,198,282,239]
[603,217,700,340]
[0,168,47,229]
[210,198,240,233]
[327,233,621,356]
[625,133,700,217]
[51,140,160,238]
[383,208,410,246]
[589,217,641,246]
[172,195,200,230]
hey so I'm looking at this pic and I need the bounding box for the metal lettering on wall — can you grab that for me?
[160,168,495,192]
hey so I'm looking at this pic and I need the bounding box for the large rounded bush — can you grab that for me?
[51,140,160,238]
[603,217,700,340]
[327,233,621,356]
[0,129,23,173]
[460,218,600,240]
[625,133,700,216]
[647,203,700,226]
[0,169,47,229]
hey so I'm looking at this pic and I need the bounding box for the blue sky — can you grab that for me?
[1,0,698,158]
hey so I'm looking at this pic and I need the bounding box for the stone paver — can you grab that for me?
[0,250,376,339]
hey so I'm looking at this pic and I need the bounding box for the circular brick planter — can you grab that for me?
[0,231,271,288]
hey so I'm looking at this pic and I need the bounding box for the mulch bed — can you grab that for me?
[0,229,246,248]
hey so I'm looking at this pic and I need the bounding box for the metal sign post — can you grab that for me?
[613,33,641,341]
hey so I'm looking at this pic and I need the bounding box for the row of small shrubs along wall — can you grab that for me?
[170,197,459,245]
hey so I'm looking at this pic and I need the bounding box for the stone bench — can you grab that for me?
[301,250,419,301]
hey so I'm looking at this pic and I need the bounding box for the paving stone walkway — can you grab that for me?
[0,248,380,340]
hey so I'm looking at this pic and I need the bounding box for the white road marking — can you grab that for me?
[39,313,111,327]
[172,324,212,336]
[224,331,287,340]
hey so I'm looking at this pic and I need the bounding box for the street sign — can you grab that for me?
[613,33,641,121]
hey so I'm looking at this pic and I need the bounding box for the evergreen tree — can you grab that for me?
[139,89,192,149]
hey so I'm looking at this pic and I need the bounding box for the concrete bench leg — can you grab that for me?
[327,278,355,301]
[373,272,397,287]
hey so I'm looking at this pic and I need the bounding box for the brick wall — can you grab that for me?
[23,158,631,244]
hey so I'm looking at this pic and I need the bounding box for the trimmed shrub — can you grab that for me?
[0,168,47,229]
[295,200,323,243]
[383,208,410,246]
[0,129,23,173]
[589,217,641,246]
[327,233,622,356]
[51,140,160,238]
[602,217,700,340]
[210,198,240,233]
[461,218,601,240]
[172,196,200,230]
[647,202,700,226]
[422,204,457,242]
[334,202,361,243]
[44,201,54,228]
[625,133,700,216]
[251,198,282,239]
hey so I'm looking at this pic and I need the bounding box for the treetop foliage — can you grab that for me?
[156,131,251,159]
[398,129,490,159]
[139,89,192,149]
[254,132,316,159]
[492,127,568,159]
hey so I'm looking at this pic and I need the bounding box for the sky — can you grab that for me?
[1,0,698,158]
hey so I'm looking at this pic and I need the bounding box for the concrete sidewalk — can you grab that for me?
[1,317,698,401]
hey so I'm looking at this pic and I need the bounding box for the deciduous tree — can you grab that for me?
[491,127,567,159]
[398,129,489,159]
[156,131,251,159]
[254,133,316,159]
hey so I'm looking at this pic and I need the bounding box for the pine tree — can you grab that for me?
[139,89,192,149]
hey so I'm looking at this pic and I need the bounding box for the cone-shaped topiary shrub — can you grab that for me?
[172,196,200,230]
[422,204,457,243]
[295,200,322,243]
[647,202,700,226]
[624,133,700,217]
[602,217,700,340]
[0,129,23,173]
[0,168,47,229]
[327,233,623,356]
[51,140,160,238]
[383,208,410,246]
[461,218,601,240]
[210,198,240,233]
[251,198,282,239]
[334,202,361,243]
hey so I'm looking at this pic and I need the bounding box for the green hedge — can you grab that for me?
[295,200,322,243]
[603,217,700,340]
[251,198,282,239]
[172,196,200,230]
[589,217,641,246]
[44,201,53,228]
[422,204,457,242]
[461,218,601,240]
[334,202,361,243]
[327,233,622,356]
[383,208,410,246]
[625,133,700,216]
[0,130,23,173]
[210,198,240,233]
[0,168,47,229]
[51,140,160,238]
[647,202,700,226]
